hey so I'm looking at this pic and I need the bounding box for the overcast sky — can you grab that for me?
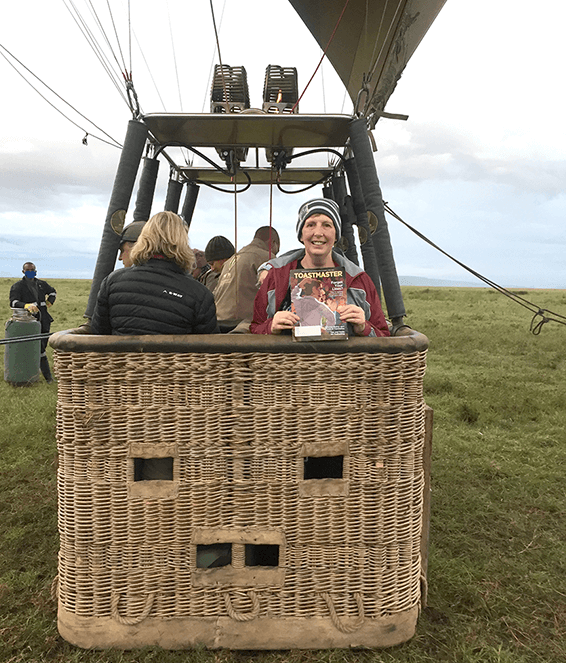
[1,0,565,288]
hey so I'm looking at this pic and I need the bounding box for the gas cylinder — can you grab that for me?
[4,308,41,386]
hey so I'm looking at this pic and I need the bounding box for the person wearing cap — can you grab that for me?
[250,199,389,337]
[199,236,235,293]
[118,220,146,267]
[9,262,57,382]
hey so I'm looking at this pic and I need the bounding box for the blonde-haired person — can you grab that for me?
[91,211,219,335]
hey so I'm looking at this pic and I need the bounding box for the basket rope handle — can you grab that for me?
[111,592,155,625]
[321,591,365,633]
[224,590,260,621]
[50,575,59,601]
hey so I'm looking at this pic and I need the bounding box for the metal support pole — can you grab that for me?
[85,120,148,318]
[348,117,405,323]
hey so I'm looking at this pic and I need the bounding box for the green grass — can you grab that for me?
[1,278,565,662]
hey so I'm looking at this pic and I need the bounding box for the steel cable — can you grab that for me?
[385,203,566,334]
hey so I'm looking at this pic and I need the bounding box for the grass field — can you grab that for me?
[1,278,565,662]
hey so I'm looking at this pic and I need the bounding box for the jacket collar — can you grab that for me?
[268,248,364,278]
[143,258,187,275]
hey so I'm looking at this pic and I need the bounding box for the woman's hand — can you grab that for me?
[271,311,300,334]
[337,304,367,336]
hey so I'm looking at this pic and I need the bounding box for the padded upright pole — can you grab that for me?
[181,182,200,229]
[344,157,382,296]
[349,117,406,323]
[329,174,359,265]
[164,173,183,213]
[85,120,148,318]
[133,157,160,222]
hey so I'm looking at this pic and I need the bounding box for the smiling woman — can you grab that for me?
[251,198,390,337]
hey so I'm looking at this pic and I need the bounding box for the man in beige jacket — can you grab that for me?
[214,226,279,332]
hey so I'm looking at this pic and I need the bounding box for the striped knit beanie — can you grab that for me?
[296,198,341,243]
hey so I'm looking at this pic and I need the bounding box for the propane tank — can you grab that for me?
[4,308,41,386]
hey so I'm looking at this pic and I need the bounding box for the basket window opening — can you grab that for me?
[303,456,343,479]
[133,457,174,481]
[196,543,232,568]
[245,544,279,566]
[196,543,280,568]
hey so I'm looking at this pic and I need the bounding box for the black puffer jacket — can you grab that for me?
[91,258,219,335]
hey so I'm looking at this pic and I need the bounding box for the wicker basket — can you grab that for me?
[50,331,430,649]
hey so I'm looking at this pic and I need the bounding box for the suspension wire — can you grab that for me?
[85,0,127,76]
[133,30,167,111]
[0,43,122,148]
[367,0,391,76]
[209,0,230,113]
[63,0,129,108]
[164,0,191,164]
[320,51,327,115]
[269,165,275,259]
[384,203,566,335]
[233,171,239,310]
[104,0,129,74]
[202,0,227,112]
[166,0,183,111]
[66,0,144,119]
[363,0,405,116]
[127,0,132,73]
[291,0,351,113]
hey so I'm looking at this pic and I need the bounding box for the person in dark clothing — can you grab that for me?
[9,262,57,383]
[90,211,219,335]
[199,235,235,293]
[118,220,146,267]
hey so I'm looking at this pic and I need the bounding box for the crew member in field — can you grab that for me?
[10,262,57,382]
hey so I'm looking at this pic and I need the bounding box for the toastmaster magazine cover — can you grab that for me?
[290,268,348,341]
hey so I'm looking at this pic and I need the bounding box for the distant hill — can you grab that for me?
[399,275,482,288]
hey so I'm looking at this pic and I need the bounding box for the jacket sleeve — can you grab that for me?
[43,281,57,304]
[250,273,274,335]
[90,276,112,335]
[9,281,25,308]
[194,290,220,334]
[357,273,390,337]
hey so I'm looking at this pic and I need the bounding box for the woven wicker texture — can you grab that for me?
[54,348,427,631]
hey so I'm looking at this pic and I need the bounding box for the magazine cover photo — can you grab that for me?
[290,267,348,341]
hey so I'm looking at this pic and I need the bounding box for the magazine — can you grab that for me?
[289,267,348,341]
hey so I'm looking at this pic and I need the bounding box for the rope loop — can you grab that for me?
[530,309,550,335]
[223,590,260,622]
[125,79,141,119]
[321,591,365,633]
[111,592,155,625]
[50,575,59,602]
